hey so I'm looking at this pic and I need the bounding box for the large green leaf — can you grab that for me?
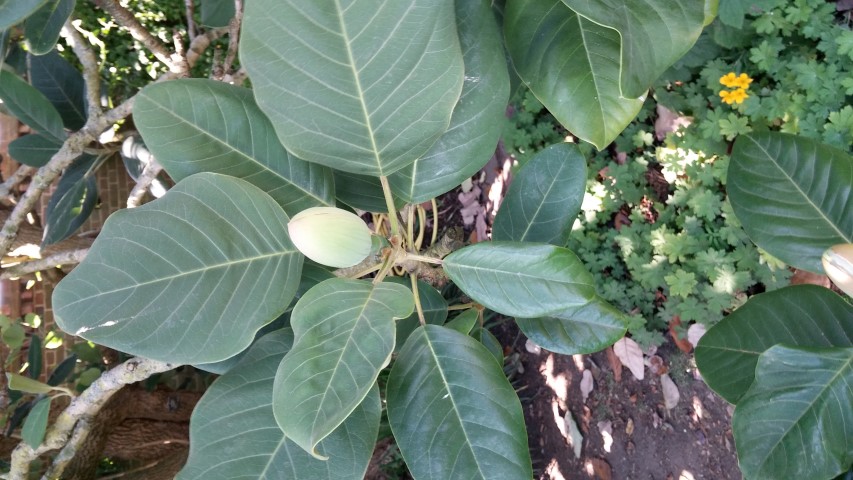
[0,0,49,30]
[22,397,51,448]
[8,133,63,167]
[42,154,98,246]
[504,0,645,150]
[192,312,290,375]
[385,277,448,352]
[733,345,852,480]
[695,285,853,404]
[516,298,627,354]
[199,0,234,27]
[52,173,303,365]
[333,170,404,213]
[443,242,597,318]
[562,0,706,99]
[240,0,464,176]
[178,329,381,480]
[727,133,852,273]
[134,79,334,216]
[492,143,586,244]
[24,0,75,55]
[273,279,413,457]
[29,50,87,130]
[387,325,532,479]
[389,0,509,203]
[0,69,65,140]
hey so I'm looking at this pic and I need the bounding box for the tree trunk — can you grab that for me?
[60,387,201,480]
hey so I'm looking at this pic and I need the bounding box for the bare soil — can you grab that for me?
[494,321,742,480]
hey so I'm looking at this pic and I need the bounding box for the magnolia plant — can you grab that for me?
[0,0,850,479]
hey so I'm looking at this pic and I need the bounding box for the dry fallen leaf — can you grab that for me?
[661,374,680,410]
[668,316,693,353]
[613,337,644,381]
[687,323,707,348]
[590,458,613,480]
[647,355,668,376]
[654,104,693,140]
[597,420,613,453]
[565,412,583,459]
[625,417,634,436]
[605,346,622,382]
[580,369,594,403]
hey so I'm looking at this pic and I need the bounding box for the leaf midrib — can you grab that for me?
[60,251,294,308]
[333,0,384,176]
[143,96,330,206]
[424,330,488,479]
[751,350,852,473]
[744,135,850,242]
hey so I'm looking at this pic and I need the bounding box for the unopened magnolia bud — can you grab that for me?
[822,243,853,298]
[287,207,372,268]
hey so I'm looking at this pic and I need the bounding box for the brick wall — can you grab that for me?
[1,114,136,376]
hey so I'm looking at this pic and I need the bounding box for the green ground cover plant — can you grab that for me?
[0,0,849,479]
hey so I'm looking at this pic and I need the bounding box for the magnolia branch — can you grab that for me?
[0,165,36,199]
[94,0,185,74]
[6,357,175,480]
[0,29,223,257]
[126,157,163,208]
[222,0,244,75]
[0,248,89,279]
[61,21,102,117]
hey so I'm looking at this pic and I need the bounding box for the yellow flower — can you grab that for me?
[720,72,753,89]
[733,73,753,89]
[720,88,749,105]
[719,72,739,88]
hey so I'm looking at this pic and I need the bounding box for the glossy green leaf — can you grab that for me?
[7,373,54,394]
[696,285,853,404]
[562,0,706,99]
[0,0,49,30]
[53,173,303,365]
[728,133,852,273]
[24,0,75,55]
[27,334,42,379]
[273,279,413,457]
[386,277,448,352]
[2,322,25,349]
[333,171,404,213]
[704,0,718,25]
[445,308,478,334]
[443,242,597,318]
[47,353,77,386]
[8,134,62,167]
[240,0,464,176]
[192,312,290,375]
[199,0,234,27]
[492,143,586,244]
[733,345,852,480]
[0,69,65,140]
[178,329,381,480]
[292,263,337,309]
[504,0,644,150]
[389,0,509,203]
[471,326,504,366]
[516,299,627,355]
[29,50,87,130]
[22,397,51,448]
[134,79,334,216]
[387,325,532,479]
[42,155,98,246]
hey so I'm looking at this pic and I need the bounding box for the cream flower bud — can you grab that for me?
[822,244,853,298]
[287,207,372,268]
